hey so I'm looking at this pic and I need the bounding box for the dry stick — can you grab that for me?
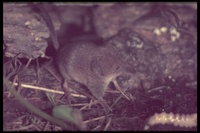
[43,121,50,131]
[104,117,111,131]
[5,70,16,81]
[83,116,105,124]
[11,124,33,131]
[79,100,99,110]
[10,81,87,98]
[92,125,101,131]
[14,58,22,73]
[12,81,120,108]
[4,59,20,80]
[33,124,42,131]
[24,58,32,70]
[110,94,123,108]
[147,86,168,93]
[5,115,25,126]
[13,58,27,75]
[4,53,22,76]
[71,102,97,107]
[113,80,130,101]
[43,62,61,82]
[54,126,62,131]
[12,82,64,94]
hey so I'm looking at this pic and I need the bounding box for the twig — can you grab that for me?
[43,121,49,131]
[33,124,42,131]
[113,80,130,101]
[80,100,98,110]
[11,124,33,131]
[10,81,87,98]
[147,86,168,93]
[83,116,105,124]
[43,64,61,82]
[110,94,123,108]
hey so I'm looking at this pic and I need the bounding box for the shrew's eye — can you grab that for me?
[116,66,120,70]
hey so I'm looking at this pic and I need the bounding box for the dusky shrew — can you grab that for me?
[34,3,135,107]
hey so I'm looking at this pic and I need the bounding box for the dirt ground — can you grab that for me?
[3,2,197,131]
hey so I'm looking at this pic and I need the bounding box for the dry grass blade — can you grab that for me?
[113,80,130,101]
[104,117,111,131]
